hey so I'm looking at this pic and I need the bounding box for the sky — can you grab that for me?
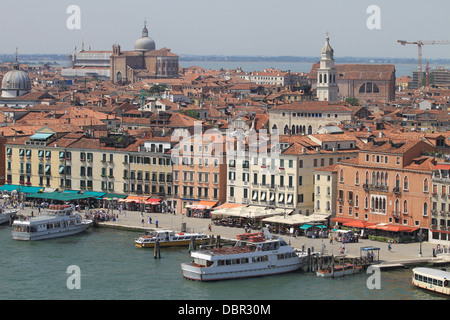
[2,0,450,60]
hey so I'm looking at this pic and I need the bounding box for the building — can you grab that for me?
[62,47,112,81]
[313,164,338,219]
[110,23,179,83]
[315,34,338,102]
[171,132,227,213]
[430,162,450,244]
[335,138,436,238]
[268,101,353,135]
[62,22,179,83]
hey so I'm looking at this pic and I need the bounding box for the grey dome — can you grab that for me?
[134,23,155,52]
[1,66,32,98]
[2,69,31,91]
[134,36,155,52]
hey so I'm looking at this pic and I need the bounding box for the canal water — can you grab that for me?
[0,225,446,301]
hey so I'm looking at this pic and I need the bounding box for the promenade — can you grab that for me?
[18,206,450,266]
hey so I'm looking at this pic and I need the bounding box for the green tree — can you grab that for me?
[346,97,359,106]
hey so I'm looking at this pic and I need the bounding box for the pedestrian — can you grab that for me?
[31,210,34,217]
[388,242,392,251]
[155,220,158,228]
[208,223,212,232]
[329,234,333,244]
[147,216,151,224]
[141,218,144,226]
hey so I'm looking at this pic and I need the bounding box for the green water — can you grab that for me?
[0,225,446,300]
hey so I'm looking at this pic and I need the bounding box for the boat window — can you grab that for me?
[225,260,232,265]
[218,260,225,266]
[241,258,248,264]
[433,279,438,286]
[280,240,288,246]
[428,277,433,284]
[438,280,443,287]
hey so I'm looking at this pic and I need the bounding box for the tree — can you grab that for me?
[346,97,359,106]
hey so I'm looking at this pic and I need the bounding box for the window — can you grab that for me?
[355,171,359,185]
[423,178,429,193]
[423,202,428,216]
[403,176,409,190]
[339,169,344,183]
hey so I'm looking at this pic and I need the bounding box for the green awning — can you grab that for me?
[0,184,19,191]
[26,191,105,201]
[30,133,54,140]
[101,193,128,200]
[300,224,312,230]
[0,185,43,193]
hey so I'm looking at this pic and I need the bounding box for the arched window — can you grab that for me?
[324,74,327,83]
[423,202,428,216]
[291,125,296,134]
[403,176,409,190]
[365,171,369,184]
[359,82,380,94]
[319,74,322,83]
[394,199,399,214]
[316,200,320,210]
[308,125,312,134]
[116,71,123,83]
[395,173,400,188]
[403,200,408,214]
[365,196,369,209]
[423,178,429,192]
[339,169,344,183]
[326,201,330,211]
[284,125,289,134]
[355,171,359,185]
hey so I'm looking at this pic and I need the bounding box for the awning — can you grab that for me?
[198,200,217,208]
[102,193,127,200]
[30,133,54,140]
[343,220,375,229]
[145,198,161,205]
[0,184,43,193]
[0,184,20,192]
[331,217,355,224]
[214,203,246,210]
[26,191,103,201]
[366,224,418,232]
[300,224,312,230]
[124,196,149,203]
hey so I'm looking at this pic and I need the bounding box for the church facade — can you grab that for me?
[110,23,179,84]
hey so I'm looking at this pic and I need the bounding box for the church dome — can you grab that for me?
[1,61,31,98]
[134,23,155,52]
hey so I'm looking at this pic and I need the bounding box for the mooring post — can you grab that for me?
[154,239,160,259]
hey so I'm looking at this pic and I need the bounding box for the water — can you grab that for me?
[179,60,450,78]
[0,225,446,300]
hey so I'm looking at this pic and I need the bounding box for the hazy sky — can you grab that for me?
[2,0,450,59]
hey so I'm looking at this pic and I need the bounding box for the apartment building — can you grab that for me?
[226,133,359,215]
[335,139,436,237]
[172,133,227,213]
[313,164,338,219]
[430,162,450,244]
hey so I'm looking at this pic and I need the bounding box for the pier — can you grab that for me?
[17,207,450,270]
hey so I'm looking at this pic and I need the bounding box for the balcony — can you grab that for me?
[369,184,389,193]
[393,187,400,195]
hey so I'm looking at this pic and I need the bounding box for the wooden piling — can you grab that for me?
[154,240,160,259]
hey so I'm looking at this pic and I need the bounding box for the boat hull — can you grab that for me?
[135,238,207,248]
[12,221,91,241]
[0,210,19,225]
[181,259,302,281]
[317,266,362,277]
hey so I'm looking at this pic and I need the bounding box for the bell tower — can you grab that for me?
[316,33,338,102]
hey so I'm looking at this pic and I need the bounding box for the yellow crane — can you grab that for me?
[397,40,450,86]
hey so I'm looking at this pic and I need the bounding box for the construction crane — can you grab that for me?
[397,40,450,87]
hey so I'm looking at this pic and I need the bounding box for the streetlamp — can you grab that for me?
[418,227,423,257]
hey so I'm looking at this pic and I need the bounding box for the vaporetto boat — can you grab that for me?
[181,228,308,281]
[412,267,450,296]
[135,229,209,248]
[11,205,92,241]
[0,208,19,225]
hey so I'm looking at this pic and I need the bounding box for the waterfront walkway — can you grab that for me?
[18,206,450,267]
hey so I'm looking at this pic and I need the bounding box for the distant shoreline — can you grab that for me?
[1,53,450,65]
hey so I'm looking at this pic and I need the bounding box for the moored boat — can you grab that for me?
[181,228,307,281]
[135,229,209,248]
[316,263,362,277]
[11,205,92,241]
[411,267,450,296]
[0,208,19,225]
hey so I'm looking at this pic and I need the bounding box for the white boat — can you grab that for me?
[412,267,450,296]
[11,205,92,241]
[135,229,209,248]
[316,263,362,277]
[181,228,307,281]
[0,208,19,225]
